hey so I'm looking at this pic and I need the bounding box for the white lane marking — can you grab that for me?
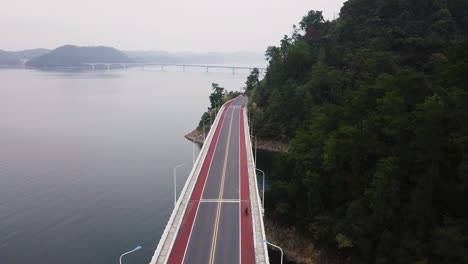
[200,199,240,203]
[209,108,235,264]
[180,107,231,264]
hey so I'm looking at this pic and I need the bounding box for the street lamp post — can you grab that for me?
[119,245,142,264]
[263,240,283,264]
[173,163,186,207]
[254,167,265,214]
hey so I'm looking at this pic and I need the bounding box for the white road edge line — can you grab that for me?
[238,101,242,264]
[180,106,231,264]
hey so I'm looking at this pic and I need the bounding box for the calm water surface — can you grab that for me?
[0,68,249,264]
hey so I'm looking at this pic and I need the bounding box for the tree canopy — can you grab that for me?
[248,0,468,263]
[197,83,241,132]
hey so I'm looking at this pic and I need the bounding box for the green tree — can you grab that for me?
[250,3,468,263]
[209,83,224,110]
[245,68,260,92]
[299,10,324,31]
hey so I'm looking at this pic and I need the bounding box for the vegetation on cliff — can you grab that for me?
[197,83,241,133]
[247,0,468,263]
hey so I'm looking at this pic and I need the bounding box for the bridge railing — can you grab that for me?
[244,106,270,264]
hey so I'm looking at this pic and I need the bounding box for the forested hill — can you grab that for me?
[26,45,132,67]
[247,0,468,263]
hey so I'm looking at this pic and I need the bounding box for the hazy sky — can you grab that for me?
[1,0,346,52]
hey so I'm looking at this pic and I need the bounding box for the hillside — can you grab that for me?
[0,50,21,65]
[26,45,132,67]
[247,0,468,263]
[0,48,50,66]
[14,48,51,60]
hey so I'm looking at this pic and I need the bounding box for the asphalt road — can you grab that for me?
[167,96,253,264]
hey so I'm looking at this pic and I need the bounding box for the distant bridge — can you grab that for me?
[82,62,266,75]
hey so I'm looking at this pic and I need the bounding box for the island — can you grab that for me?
[26,45,132,68]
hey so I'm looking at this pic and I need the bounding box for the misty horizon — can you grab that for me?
[1,0,345,52]
[1,45,266,55]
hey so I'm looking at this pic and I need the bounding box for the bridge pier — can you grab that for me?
[206,67,209,73]
[161,65,164,72]
[91,64,95,71]
[182,65,186,72]
[106,64,110,70]
[232,68,235,75]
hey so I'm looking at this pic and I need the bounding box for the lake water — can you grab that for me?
[0,67,250,264]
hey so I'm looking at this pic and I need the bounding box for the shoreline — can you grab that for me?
[264,219,345,264]
[185,129,290,152]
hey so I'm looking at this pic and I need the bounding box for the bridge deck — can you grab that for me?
[83,63,266,71]
[150,96,268,264]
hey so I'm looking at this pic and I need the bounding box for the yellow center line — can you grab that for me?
[209,107,235,264]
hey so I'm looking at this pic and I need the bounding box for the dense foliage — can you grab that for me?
[197,83,241,132]
[248,0,468,263]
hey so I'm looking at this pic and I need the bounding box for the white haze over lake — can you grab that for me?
[1,0,346,53]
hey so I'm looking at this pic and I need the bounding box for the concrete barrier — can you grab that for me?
[243,104,270,264]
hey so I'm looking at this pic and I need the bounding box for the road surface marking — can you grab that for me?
[200,199,240,203]
[179,106,230,264]
[238,104,242,264]
[209,107,235,264]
